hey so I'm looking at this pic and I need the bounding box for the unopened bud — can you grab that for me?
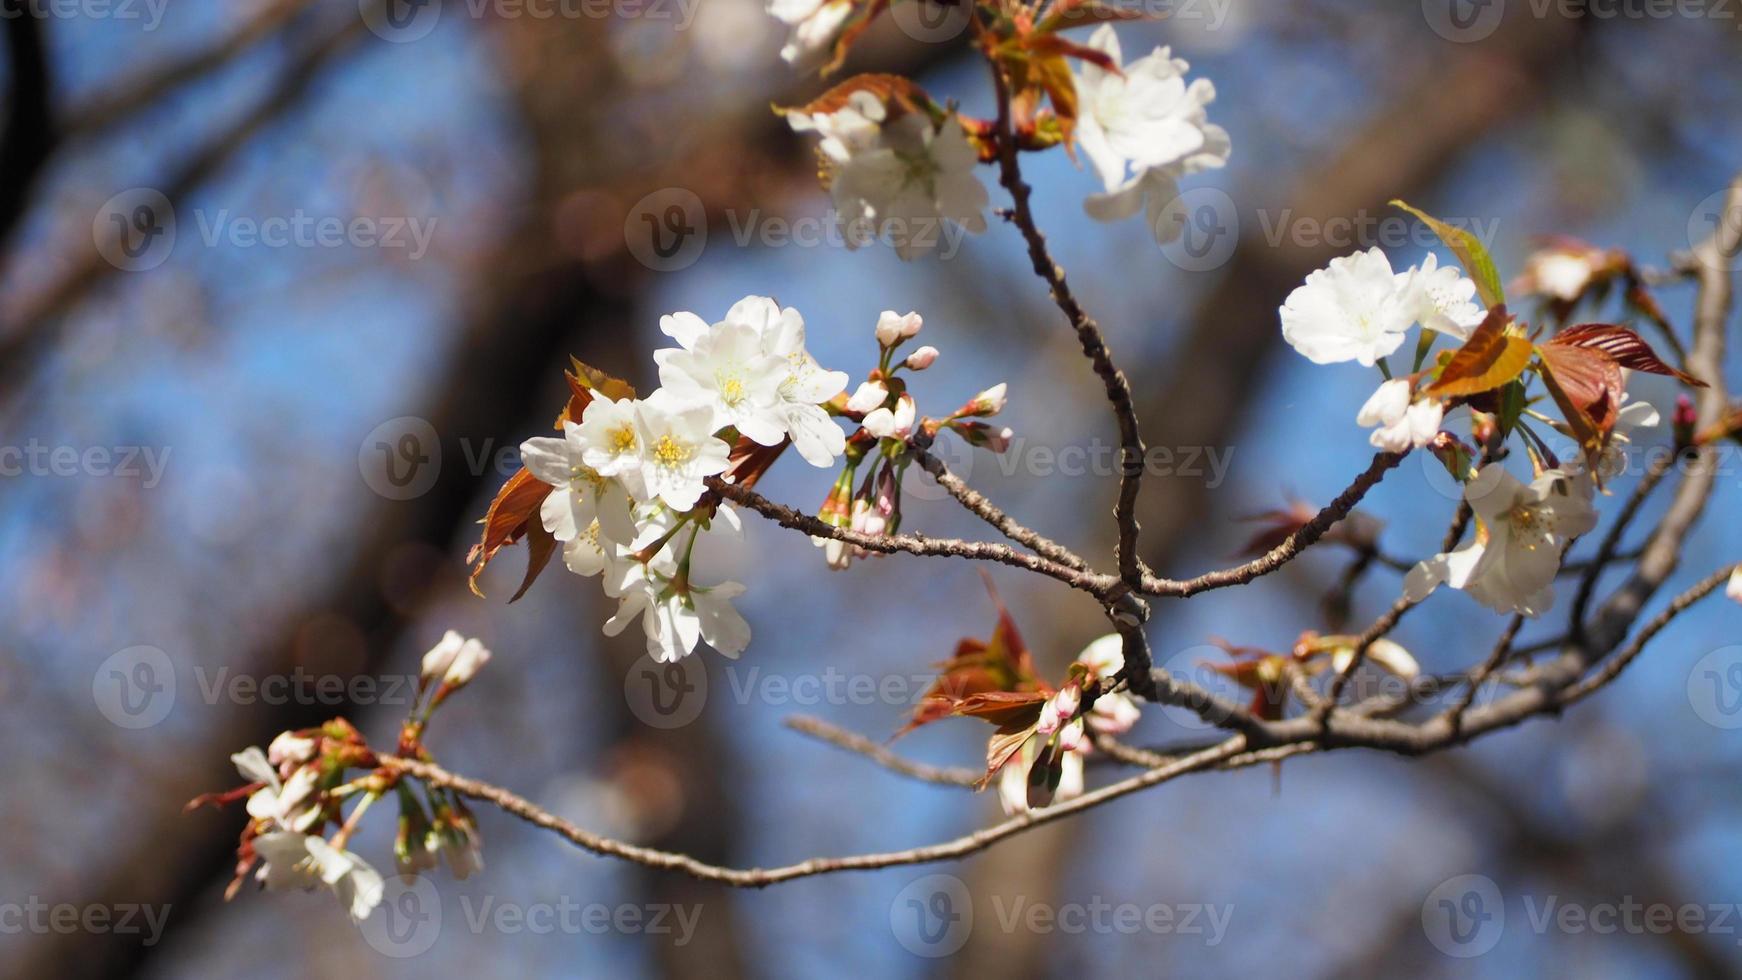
[903,346,940,371]
[846,380,888,415]
[958,382,1008,418]
[863,393,916,440]
[1674,393,1697,448]
[268,732,318,769]
[875,310,923,347]
[952,420,1014,453]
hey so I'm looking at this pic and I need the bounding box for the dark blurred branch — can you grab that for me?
[0,3,55,251]
[0,3,375,410]
[58,0,312,138]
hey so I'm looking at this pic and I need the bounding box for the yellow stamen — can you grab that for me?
[653,435,691,467]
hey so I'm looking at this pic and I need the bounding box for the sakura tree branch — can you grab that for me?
[910,442,1093,572]
[987,60,1148,591]
[783,715,979,787]
[707,477,1122,598]
[1568,449,1677,637]
[1443,614,1526,736]
[1560,562,1742,705]
[1138,450,1407,598]
[380,738,1251,887]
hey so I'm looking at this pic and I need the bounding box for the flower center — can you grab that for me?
[717,371,747,407]
[896,148,939,192]
[1507,502,1551,546]
[653,435,692,468]
[570,465,606,496]
[609,424,638,455]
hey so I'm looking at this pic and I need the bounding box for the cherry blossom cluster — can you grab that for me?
[816,310,1012,568]
[779,23,1229,258]
[191,631,495,921]
[996,634,1141,814]
[519,296,851,663]
[1276,223,1702,618]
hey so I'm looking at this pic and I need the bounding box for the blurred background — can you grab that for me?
[3,0,1742,976]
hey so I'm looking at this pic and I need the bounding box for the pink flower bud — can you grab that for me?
[903,346,940,371]
[1674,393,1697,447]
[875,310,923,347]
[863,394,916,440]
[984,426,1014,453]
[846,380,888,415]
[960,382,1007,418]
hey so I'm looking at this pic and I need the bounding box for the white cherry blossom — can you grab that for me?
[252,832,384,921]
[575,396,646,487]
[767,0,851,66]
[1402,253,1485,340]
[1728,566,1742,605]
[1075,634,1142,735]
[632,392,732,512]
[604,563,750,663]
[1405,465,1598,617]
[233,747,321,833]
[1356,379,1444,452]
[521,422,637,545]
[788,92,988,260]
[660,297,848,467]
[862,392,915,440]
[751,297,850,466]
[655,313,790,446]
[1280,247,1420,366]
[1074,26,1230,244]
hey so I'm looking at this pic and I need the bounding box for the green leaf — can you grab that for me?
[1392,199,1505,309]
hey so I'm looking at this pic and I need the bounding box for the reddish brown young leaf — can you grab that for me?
[1038,0,1148,30]
[1537,361,1604,473]
[1536,342,1624,433]
[1425,306,1534,398]
[508,523,559,604]
[1024,33,1119,72]
[896,577,1047,738]
[466,467,554,598]
[1550,323,1708,388]
[821,0,890,76]
[785,72,929,120]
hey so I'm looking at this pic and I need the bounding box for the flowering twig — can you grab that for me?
[987,59,1148,591]
[1138,450,1408,598]
[909,442,1093,573]
[707,476,1122,599]
[783,715,981,787]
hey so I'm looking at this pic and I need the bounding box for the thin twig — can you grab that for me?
[783,715,980,787]
[987,60,1147,589]
[910,443,1092,572]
